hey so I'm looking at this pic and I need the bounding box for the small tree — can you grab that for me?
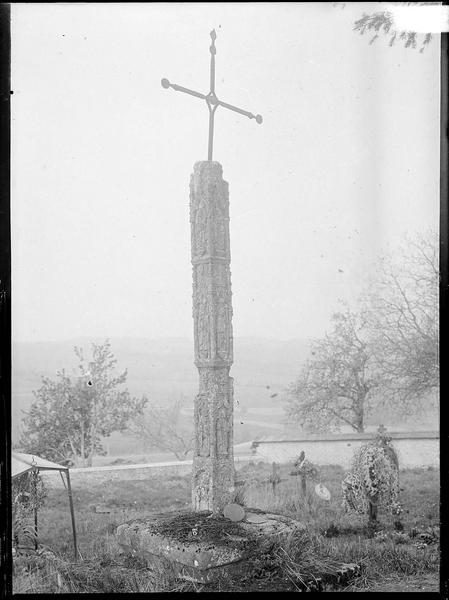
[286,309,378,433]
[20,341,147,467]
[127,398,194,461]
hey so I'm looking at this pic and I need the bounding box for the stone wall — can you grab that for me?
[41,456,253,489]
[40,431,438,491]
[251,432,439,469]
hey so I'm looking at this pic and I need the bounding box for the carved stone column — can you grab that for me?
[190,161,234,513]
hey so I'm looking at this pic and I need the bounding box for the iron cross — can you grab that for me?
[161,29,263,161]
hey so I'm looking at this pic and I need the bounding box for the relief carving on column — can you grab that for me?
[199,368,230,396]
[211,263,233,363]
[191,194,209,258]
[216,373,233,457]
[193,263,211,361]
[196,369,233,458]
[194,393,210,457]
[215,290,232,361]
[191,162,234,512]
[193,465,210,511]
[190,193,206,261]
[212,195,227,256]
[216,410,232,456]
[211,262,226,287]
[190,169,229,263]
[197,303,211,361]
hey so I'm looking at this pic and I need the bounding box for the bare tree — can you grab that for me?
[128,398,194,460]
[365,231,439,408]
[286,309,379,433]
[286,233,438,432]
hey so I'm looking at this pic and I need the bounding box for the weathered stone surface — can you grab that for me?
[244,512,269,524]
[190,161,235,513]
[223,503,245,522]
[115,511,360,589]
[115,509,303,584]
[116,521,242,571]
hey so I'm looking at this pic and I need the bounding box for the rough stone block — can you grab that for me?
[115,509,303,584]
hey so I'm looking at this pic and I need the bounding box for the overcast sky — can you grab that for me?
[11,3,440,343]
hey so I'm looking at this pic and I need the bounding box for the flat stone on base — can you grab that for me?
[223,503,245,522]
[115,509,303,584]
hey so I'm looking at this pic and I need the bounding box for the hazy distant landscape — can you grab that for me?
[13,336,438,460]
[12,336,311,454]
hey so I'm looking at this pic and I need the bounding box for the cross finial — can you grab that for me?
[161,30,262,161]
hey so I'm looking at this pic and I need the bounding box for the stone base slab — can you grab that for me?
[115,509,303,584]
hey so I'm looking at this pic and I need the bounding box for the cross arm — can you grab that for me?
[216,98,263,124]
[161,78,207,101]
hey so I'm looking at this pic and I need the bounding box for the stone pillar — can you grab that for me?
[190,161,234,514]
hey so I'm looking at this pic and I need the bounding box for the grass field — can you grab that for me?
[13,462,440,593]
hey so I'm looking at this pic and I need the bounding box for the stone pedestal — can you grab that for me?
[115,509,302,585]
[190,161,234,513]
[115,509,360,589]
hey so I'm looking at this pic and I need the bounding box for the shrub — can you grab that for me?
[342,426,401,523]
[12,471,47,551]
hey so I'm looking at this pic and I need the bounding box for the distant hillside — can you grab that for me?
[12,336,311,441]
[13,336,437,455]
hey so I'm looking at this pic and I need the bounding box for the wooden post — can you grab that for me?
[65,470,78,560]
[59,471,67,489]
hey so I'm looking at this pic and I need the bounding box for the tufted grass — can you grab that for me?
[12,463,439,593]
